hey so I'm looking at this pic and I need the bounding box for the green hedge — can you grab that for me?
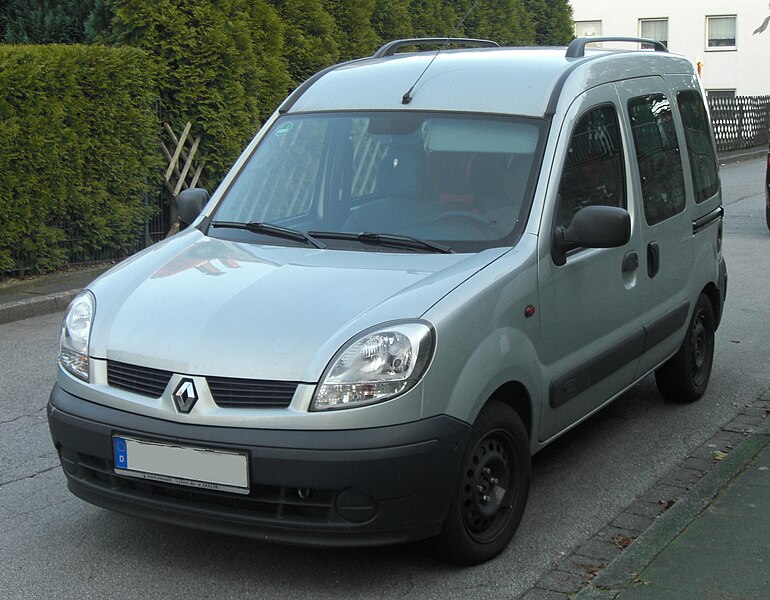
[0,44,161,275]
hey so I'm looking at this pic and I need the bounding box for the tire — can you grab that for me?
[655,294,715,402]
[435,401,530,565]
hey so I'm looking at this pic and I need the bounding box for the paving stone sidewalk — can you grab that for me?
[522,392,770,600]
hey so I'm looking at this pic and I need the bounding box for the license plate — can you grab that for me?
[113,436,249,495]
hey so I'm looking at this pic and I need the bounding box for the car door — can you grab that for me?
[614,77,695,377]
[537,85,643,442]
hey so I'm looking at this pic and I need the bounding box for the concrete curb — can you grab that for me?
[574,414,770,599]
[718,147,766,165]
[0,264,113,325]
[0,290,80,325]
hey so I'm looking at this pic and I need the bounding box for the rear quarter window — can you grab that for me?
[677,90,720,203]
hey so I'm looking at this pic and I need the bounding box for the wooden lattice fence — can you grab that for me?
[708,95,770,153]
[161,122,206,236]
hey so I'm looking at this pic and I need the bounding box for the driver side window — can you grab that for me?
[555,105,626,229]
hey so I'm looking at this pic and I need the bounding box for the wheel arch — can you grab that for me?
[701,282,722,329]
[485,381,533,440]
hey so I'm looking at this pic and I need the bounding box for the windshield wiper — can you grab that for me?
[211,221,326,249]
[308,231,454,254]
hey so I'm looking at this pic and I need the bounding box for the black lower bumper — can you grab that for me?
[48,385,471,547]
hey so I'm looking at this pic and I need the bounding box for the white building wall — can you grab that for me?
[570,0,770,96]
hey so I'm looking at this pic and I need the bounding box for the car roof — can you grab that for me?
[282,43,696,118]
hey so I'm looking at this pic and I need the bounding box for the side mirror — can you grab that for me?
[177,188,210,227]
[552,205,630,266]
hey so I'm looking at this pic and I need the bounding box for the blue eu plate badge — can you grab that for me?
[113,437,128,469]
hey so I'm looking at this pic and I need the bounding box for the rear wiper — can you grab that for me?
[211,221,326,249]
[308,231,454,254]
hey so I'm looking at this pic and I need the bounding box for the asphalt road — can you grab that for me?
[1,155,768,599]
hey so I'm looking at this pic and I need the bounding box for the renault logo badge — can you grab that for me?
[173,379,198,413]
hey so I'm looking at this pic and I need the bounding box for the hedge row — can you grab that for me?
[0,44,161,275]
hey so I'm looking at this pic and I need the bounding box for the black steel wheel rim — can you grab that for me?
[460,429,515,543]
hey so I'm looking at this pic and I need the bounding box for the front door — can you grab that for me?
[537,85,643,442]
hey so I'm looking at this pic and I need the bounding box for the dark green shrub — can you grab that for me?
[0,0,114,44]
[0,44,161,275]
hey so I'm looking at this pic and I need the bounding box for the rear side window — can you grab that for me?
[677,90,719,203]
[628,94,686,225]
[555,105,626,228]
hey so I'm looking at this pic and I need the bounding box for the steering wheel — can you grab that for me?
[426,210,505,238]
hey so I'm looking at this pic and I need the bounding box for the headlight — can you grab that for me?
[311,321,434,411]
[59,290,95,381]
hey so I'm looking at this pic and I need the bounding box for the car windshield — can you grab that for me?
[210,111,545,252]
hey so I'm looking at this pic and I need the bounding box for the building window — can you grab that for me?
[707,15,736,50]
[574,20,602,38]
[640,18,668,48]
[705,89,736,100]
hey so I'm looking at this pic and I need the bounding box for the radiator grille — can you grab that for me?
[207,377,297,408]
[106,361,298,408]
[107,361,173,398]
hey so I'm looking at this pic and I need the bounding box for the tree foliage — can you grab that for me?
[461,0,535,46]
[408,0,453,38]
[268,0,339,86]
[523,0,574,45]
[323,0,379,60]
[0,0,113,44]
[372,0,414,41]
[112,0,291,186]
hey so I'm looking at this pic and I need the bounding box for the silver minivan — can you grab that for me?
[49,37,727,564]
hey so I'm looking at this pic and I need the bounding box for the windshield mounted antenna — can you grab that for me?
[401,0,482,105]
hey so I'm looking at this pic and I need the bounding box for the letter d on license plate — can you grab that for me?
[113,436,249,495]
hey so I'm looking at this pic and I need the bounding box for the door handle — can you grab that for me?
[647,242,660,278]
[622,251,639,273]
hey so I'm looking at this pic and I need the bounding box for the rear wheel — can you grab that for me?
[655,294,715,402]
[436,401,530,565]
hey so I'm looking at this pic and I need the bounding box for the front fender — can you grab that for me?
[443,326,541,432]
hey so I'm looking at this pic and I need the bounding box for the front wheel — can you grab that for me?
[435,401,530,565]
[655,294,715,402]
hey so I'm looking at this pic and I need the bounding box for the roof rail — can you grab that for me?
[373,38,499,59]
[566,36,668,58]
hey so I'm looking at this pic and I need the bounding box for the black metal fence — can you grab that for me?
[2,190,168,279]
[708,95,770,152]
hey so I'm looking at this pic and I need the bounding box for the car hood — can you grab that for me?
[88,230,507,382]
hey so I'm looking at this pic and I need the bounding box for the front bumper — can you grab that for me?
[48,384,471,546]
